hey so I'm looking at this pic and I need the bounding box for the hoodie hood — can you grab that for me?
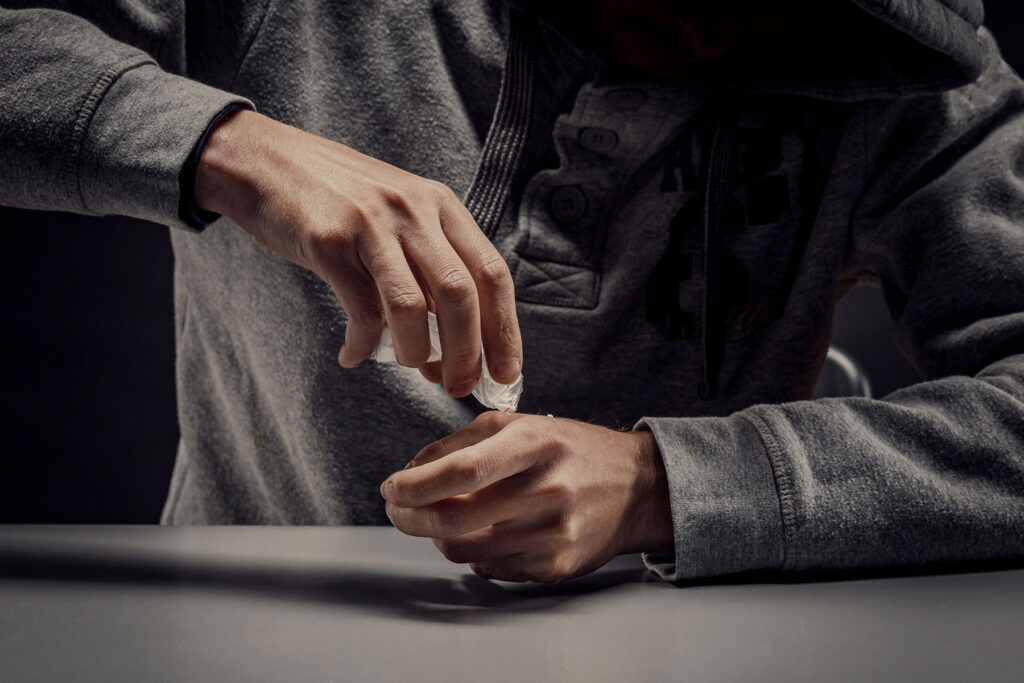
[509,0,988,100]
[852,0,986,78]
[843,0,986,93]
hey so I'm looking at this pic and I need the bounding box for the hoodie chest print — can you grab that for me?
[646,99,842,344]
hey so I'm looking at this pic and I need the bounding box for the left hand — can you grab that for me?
[381,412,674,583]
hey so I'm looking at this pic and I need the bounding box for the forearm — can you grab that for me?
[638,44,1024,582]
[643,359,1024,580]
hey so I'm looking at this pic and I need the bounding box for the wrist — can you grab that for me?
[622,430,674,555]
[194,108,263,222]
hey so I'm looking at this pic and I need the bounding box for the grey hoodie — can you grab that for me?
[1,0,1022,581]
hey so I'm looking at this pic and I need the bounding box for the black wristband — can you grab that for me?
[178,102,255,230]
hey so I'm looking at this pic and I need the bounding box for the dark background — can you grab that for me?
[2,2,1022,523]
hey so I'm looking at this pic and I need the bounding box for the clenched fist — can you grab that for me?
[381,412,674,583]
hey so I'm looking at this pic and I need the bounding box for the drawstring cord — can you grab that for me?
[699,105,735,401]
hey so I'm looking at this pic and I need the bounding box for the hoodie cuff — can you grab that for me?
[76,62,254,232]
[178,102,255,230]
[635,414,786,581]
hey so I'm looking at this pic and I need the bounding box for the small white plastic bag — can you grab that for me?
[372,311,523,413]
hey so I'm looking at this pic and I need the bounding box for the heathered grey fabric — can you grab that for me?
[1,0,1022,580]
[0,6,251,228]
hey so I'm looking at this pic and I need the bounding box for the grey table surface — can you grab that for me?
[0,526,1021,683]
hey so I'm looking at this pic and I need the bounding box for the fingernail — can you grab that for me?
[495,358,521,381]
[380,479,393,498]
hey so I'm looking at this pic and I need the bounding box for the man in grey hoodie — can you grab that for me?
[1,0,1022,583]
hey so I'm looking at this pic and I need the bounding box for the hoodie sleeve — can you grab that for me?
[0,5,253,230]
[639,33,1024,581]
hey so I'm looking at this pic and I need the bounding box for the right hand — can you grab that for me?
[194,110,522,396]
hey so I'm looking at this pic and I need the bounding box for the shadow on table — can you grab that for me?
[0,543,663,625]
[669,556,1024,588]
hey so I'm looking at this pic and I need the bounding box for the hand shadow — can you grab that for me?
[0,540,660,625]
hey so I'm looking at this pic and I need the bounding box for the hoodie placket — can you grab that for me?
[463,6,743,402]
[699,107,738,400]
[463,10,538,240]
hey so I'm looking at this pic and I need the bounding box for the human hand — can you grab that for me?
[381,412,674,583]
[194,110,522,396]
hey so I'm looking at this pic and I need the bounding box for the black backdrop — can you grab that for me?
[2,2,1022,522]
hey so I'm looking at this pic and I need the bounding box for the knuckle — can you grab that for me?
[542,477,576,514]
[435,267,476,302]
[351,198,386,225]
[451,456,486,486]
[469,450,498,483]
[508,419,543,453]
[305,225,355,269]
[552,555,577,581]
[555,513,581,545]
[385,183,438,221]
[312,224,355,252]
[399,219,431,240]
[475,411,508,431]
[536,555,574,584]
[427,179,458,203]
[383,287,427,317]
[380,186,416,214]
[474,253,513,291]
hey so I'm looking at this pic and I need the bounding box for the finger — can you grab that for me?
[403,220,482,397]
[402,411,515,471]
[432,513,560,564]
[408,260,437,314]
[418,360,443,384]
[471,552,577,584]
[403,426,464,471]
[468,556,532,583]
[386,469,548,538]
[382,414,532,506]
[409,260,440,377]
[328,260,388,368]
[357,233,431,367]
[437,193,523,384]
